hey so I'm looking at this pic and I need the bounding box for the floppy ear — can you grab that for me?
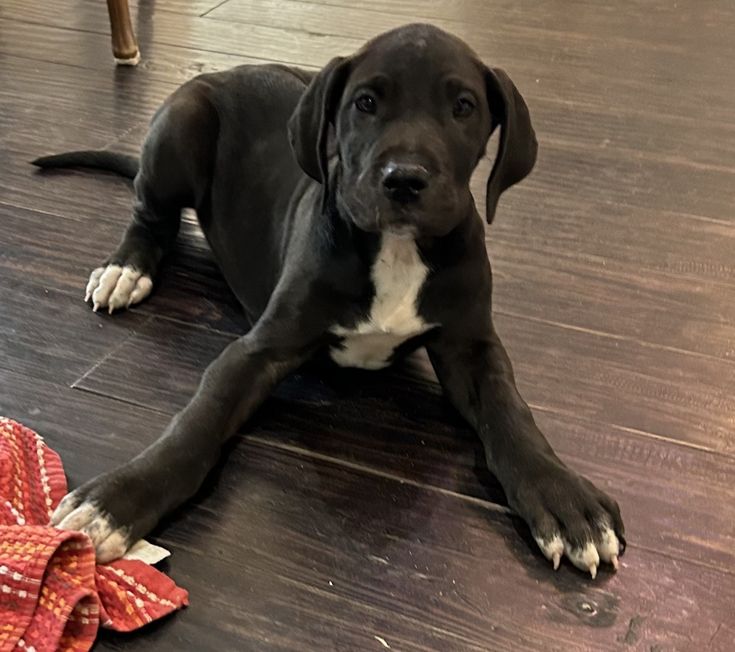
[484,67,538,224]
[287,56,352,209]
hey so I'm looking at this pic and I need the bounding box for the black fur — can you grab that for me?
[38,24,624,573]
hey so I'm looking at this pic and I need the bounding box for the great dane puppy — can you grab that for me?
[34,24,624,577]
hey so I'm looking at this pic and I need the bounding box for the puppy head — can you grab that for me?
[289,24,537,238]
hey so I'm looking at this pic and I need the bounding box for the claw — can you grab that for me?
[93,302,100,312]
[610,554,619,571]
[535,533,564,570]
[85,266,105,304]
[565,541,600,577]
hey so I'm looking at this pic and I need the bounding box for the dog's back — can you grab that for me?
[184,65,318,321]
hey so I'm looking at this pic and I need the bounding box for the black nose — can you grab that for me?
[382,163,429,203]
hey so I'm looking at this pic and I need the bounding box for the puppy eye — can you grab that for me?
[453,95,476,118]
[355,93,377,114]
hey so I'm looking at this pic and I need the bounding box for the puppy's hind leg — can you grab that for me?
[89,84,218,313]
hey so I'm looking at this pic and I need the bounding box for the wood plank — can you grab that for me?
[0,55,170,153]
[200,0,735,133]
[3,20,733,230]
[486,212,735,363]
[0,203,246,333]
[492,313,735,455]
[72,308,735,455]
[498,139,735,223]
[6,155,734,364]
[0,20,261,85]
[266,405,735,575]
[5,1,735,127]
[2,1,735,648]
[5,12,735,174]
[0,372,169,483]
[0,278,149,386]
[70,318,735,572]
[129,0,227,15]
[213,0,735,53]
[0,9,359,71]
[2,55,733,364]
[1,369,734,651]
[150,439,735,652]
[0,145,134,219]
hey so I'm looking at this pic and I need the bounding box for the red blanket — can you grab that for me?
[0,417,188,652]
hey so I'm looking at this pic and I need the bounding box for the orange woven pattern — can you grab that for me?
[0,527,98,652]
[0,418,188,652]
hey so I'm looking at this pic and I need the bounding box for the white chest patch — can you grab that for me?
[330,234,435,369]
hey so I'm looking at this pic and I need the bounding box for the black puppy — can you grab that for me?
[35,24,624,577]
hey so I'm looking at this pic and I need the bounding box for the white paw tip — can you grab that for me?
[139,276,153,293]
[50,494,77,525]
[565,541,600,576]
[85,263,152,312]
[535,534,564,566]
[96,530,130,564]
[597,525,620,562]
[56,501,99,531]
[80,516,113,543]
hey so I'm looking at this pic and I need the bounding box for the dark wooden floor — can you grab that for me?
[1,1,734,650]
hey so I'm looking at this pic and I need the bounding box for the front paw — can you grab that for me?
[50,469,151,563]
[513,459,625,578]
[85,263,153,314]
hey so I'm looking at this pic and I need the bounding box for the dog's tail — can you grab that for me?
[31,150,139,180]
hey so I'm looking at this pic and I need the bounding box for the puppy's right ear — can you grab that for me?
[288,57,352,207]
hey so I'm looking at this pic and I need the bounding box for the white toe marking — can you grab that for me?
[107,266,142,313]
[87,264,152,312]
[56,502,100,531]
[565,541,600,578]
[96,530,131,564]
[127,274,153,306]
[92,264,123,310]
[597,525,620,566]
[50,493,78,525]
[54,500,130,562]
[85,267,105,302]
[80,515,114,545]
[535,534,564,570]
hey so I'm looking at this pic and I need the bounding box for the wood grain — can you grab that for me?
[2,369,734,651]
[2,0,735,648]
[2,55,733,363]
[68,317,735,571]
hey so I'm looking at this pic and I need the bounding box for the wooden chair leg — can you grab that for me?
[106,0,140,65]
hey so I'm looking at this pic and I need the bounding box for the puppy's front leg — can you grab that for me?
[427,328,625,578]
[51,327,316,562]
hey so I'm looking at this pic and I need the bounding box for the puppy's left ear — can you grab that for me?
[288,57,352,209]
[484,67,538,224]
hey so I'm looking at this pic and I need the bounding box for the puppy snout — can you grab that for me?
[381,162,430,203]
